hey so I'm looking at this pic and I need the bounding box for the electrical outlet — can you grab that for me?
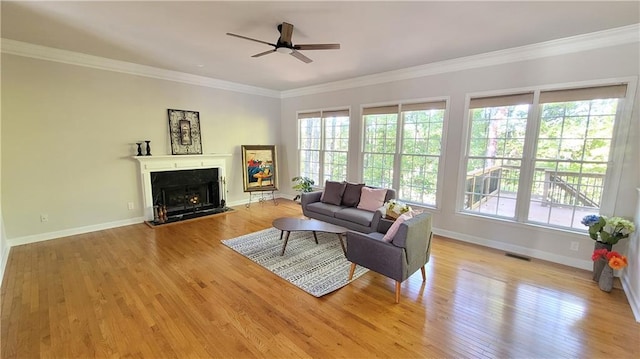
[40,214,49,222]
[128,202,134,210]
[570,241,579,251]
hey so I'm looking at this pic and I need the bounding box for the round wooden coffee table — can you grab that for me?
[272,218,348,256]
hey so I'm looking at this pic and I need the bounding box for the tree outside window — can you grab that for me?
[463,84,628,230]
[363,101,446,207]
[298,110,350,186]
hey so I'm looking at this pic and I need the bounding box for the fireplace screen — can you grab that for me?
[161,183,213,216]
[151,168,220,218]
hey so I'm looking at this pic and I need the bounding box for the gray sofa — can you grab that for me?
[301,182,396,233]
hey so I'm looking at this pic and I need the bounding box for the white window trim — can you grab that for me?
[360,96,450,209]
[296,106,352,186]
[456,76,638,231]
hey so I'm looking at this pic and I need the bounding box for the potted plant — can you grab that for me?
[292,176,315,201]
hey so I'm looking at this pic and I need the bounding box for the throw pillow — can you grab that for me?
[341,182,365,207]
[382,211,414,242]
[320,180,346,206]
[356,187,387,212]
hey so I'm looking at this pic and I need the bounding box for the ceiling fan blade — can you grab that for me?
[294,44,341,50]
[252,49,276,58]
[226,33,276,47]
[280,22,294,44]
[290,50,313,64]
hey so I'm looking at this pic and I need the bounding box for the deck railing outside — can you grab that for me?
[465,165,604,210]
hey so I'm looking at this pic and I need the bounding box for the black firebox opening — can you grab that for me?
[151,168,224,221]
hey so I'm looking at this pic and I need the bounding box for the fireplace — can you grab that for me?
[152,168,221,220]
[134,154,231,223]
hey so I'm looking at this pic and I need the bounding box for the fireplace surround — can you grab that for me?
[134,154,231,223]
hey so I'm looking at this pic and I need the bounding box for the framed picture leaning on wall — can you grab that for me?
[241,145,278,192]
[168,109,202,155]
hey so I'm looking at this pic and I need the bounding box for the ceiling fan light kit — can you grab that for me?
[226,22,340,63]
[276,47,293,54]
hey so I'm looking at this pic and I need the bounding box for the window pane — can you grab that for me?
[299,150,320,184]
[399,108,445,206]
[325,115,349,151]
[463,104,529,218]
[323,151,348,182]
[464,159,521,217]
[363,153,394,188]
[363,114,397,153]
[297,110,350,184]
[399,155,439,205]
[363,112,397,189]
[528,99,618,229]
[300,117,321,150]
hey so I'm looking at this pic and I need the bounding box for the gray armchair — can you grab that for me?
[346,212,433,303]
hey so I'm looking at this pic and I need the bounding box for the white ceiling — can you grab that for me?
[2,1,639,91]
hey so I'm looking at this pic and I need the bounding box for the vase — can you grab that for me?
[592,257,607,282]
[598,265,614,292]
[594,241,612,251]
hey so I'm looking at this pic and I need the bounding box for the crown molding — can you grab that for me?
[0,39,281,99]
[2,24,638,99]
[281,23,640,98]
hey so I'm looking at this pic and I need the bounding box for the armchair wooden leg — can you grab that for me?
[421,266,426,282]
[348,263,356,281]
[395,281,401,303]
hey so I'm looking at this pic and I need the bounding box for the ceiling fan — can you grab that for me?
[226,22,340,64]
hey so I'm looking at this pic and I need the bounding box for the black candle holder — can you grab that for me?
[136,142,143,156]
[145,140,152,156]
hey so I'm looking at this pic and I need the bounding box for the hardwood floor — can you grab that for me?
[2,199,639,358]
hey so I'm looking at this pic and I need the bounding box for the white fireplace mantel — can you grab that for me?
[134,154,231,220]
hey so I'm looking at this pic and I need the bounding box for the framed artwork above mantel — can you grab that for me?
[168,109,202,155]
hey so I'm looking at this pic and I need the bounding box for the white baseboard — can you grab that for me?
[6,195,288,247]
[434,228,593,270]
[621,274,640,322]
[8,217,145,247]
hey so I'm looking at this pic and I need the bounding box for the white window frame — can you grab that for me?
[457,77,637,232]
[361,98,449,208]
[297,108,351,186]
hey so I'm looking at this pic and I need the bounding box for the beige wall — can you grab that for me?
[0,50,6,280]
[1,49,8,280]
[1,54,281,240]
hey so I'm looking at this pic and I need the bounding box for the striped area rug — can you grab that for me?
[221,227,368,297]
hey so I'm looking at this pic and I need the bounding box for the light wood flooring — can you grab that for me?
[1,199,639,358]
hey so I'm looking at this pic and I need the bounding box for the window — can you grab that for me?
[529,85,627,228]
[298,110,350,185]
[462,84,629,230]
[362,105,398,189]
[362,101,446,206]
[464,93,533,218]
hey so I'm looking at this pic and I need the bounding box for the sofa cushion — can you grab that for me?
[306,202,343,217]
[321,180,346,205]
[382,211,414,242]
[341,182,365,207]
[357,187,387,211]
[334,207,375,227]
